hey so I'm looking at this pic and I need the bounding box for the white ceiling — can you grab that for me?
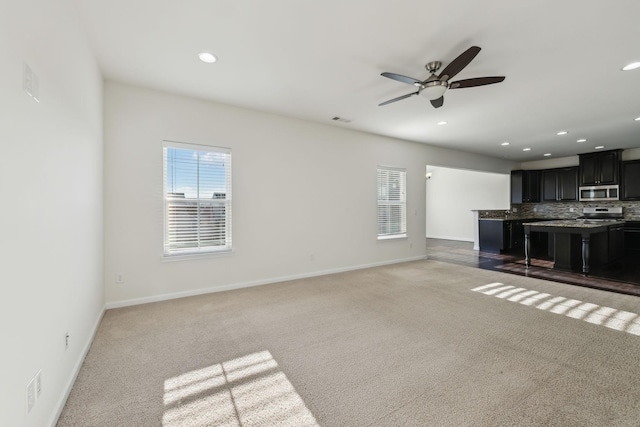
[74,0,640,162]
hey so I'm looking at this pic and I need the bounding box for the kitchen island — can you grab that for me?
[523,220,624,276]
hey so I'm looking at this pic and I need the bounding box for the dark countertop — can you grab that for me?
[480,216,640,223]
[523,219,625,228]
[479,217,539,221]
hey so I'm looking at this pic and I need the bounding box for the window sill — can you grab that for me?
[161,249,233,262]
[377,234,407,241]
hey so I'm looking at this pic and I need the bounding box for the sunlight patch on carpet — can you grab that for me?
[162,350,319,427]
[472,283,640,336]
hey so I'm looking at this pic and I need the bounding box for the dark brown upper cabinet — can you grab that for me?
[579,149,621,186]
[542,167,578,202]
[511,170,540,203]
[622,159,640,200]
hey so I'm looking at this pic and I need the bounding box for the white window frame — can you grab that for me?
[377,166,407,240]
[162,140,232,258]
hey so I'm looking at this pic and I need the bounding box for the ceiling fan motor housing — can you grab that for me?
[425,61,442,74]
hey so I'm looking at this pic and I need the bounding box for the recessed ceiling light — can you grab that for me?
[198,52,217,63]
[543,153,551,157]
[501,142,510,146]
[595,146,605,149]
[577,138,587,143]
[437,121,447,125]
[622,62,640,71]
[556,131,568,136]
[523,148,531,151]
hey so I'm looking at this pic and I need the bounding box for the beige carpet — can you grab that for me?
[57,260,640,426]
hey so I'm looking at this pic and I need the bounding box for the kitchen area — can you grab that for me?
[477,148,640,292]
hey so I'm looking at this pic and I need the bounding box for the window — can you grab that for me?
[377,166,406,239]
[162,141,232,257]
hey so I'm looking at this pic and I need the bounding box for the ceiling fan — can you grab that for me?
[379,46,505,108]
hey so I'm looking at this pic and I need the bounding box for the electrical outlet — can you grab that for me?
[35,370,42,398]
[26,378,35,413]
[115,273,124,284]
[65,332,70,349]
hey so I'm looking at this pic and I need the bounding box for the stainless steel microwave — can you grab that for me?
[579,184,619,201]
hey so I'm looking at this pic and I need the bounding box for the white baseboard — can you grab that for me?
[49,306,106,427]
[427,235,474,243]
[105,255,428,309]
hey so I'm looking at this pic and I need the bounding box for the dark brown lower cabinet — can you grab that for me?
[479,219,547,255]
[551,224,624,270]
[479,220,507,253]
[609,224,625,261]
[625,222,640,251]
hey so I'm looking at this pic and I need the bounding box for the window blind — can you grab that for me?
[377,166,407,239]
[163,141,232,256]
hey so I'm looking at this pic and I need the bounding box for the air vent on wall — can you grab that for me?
[331,116,352,123]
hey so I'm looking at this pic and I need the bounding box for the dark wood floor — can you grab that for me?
[426,238,640,297]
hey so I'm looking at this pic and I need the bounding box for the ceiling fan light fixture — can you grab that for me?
[622,62,640,71]
[421,81,448,100]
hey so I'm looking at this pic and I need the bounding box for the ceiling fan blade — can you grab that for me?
[430,96,444,108]
[381,72,422,86]
[379,91,419,106]
[448,76,505,89]
[438,46,481,82]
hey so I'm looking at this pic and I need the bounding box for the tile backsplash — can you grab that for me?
[479,201,640,221]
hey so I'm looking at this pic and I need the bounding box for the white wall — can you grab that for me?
[623,148,640,161]
[426,167,510,241]
[103,82,516,306]
[521,155,579,170]
[0,1,104,426]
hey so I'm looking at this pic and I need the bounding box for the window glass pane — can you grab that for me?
[163,142,232,256]
[377,167,406,238]
[198,151,229,199]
